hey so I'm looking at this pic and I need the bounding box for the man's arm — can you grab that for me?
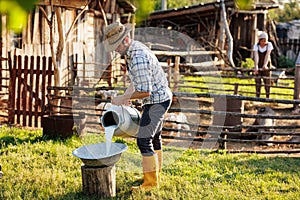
[112,83,150,105]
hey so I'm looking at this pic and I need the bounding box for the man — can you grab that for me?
[253,32,274,98]
[103,22,172,189]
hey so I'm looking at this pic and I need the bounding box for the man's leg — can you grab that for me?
[134,100,171,189]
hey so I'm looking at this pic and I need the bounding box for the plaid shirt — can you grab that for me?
[126,40,172,105]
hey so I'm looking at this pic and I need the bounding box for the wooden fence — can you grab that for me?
[8,54,54,127]
[42,85,300,153]
[1,51,300,154]
[278,38,300,59]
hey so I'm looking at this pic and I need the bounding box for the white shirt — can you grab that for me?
[253,42,273,53]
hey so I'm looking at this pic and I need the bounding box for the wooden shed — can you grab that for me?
[141,0,279,67]
[1,0,135,87]
[0,0,136,126]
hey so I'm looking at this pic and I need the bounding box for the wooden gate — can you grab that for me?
[8,54,54,127]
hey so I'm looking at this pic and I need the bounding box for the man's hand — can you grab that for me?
[111,95,131,106]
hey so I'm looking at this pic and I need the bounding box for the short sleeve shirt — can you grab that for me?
[253,42,274,53]
[125,41,172,105]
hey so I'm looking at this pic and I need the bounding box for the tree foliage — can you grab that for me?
[0,0,36,33]
[131,0,155,25]
[153,0,214,10]
[269,1,300,22]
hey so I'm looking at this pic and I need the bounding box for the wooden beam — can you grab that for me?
[173,56,180,92]
[294,52,300,109]
[37,0,89,9]
[152,50,226,56]
[149,5,217,21]
[148,1,235,21]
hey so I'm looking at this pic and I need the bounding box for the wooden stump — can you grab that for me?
[81,165,116,198]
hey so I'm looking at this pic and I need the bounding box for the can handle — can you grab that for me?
[120,105,125,124]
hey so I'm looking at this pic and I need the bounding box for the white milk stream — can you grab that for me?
[104,125,117,155]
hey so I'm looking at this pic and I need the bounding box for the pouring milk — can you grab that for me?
[104,125,117,155]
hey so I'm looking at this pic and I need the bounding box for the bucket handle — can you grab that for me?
[119,104,137,124]
[120,105,126,124]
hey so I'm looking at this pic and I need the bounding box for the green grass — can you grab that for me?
[1,126,300,199]
[179,75,294,100]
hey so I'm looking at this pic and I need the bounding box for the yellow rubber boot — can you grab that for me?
[132,154,159,190]
[155,150,162,182]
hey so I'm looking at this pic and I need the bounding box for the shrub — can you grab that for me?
[241,58,254,69]
[277,55,295,69]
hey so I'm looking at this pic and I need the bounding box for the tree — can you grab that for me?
[153,0,211,10]
[269,1,300,22]
[0,0,36,33]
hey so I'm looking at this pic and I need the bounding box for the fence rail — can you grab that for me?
[278,38,300,58]
[1,51,300,154]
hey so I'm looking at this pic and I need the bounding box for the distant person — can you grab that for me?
[253,32,274,98]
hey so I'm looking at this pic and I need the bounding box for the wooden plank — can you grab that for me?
[8,53,16,124]
[167,58,171,88]
[42,7,51,56]
[34,56,41,127]
[46,56,53,116]
[16,56,22,124]
[37,0,90,9]
[110,0,116,14]
[104,0,111,12]
[22,56,29,126]
[173,56,180,92]
[28,56,35,126]
[47,57,53,90]
[294,52,300,110]
[25,12,32,45]
[0,39,2,91]
[152,50,225,56]
[41,56,47,115]
[148,4,221,21]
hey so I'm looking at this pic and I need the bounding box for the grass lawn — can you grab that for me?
[1,126,300,199]
[179,75,294,100]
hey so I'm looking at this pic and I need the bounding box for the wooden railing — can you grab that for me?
[8,54,54,127]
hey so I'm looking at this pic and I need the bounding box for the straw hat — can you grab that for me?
[259,32,268,41]
[104,22,132,52]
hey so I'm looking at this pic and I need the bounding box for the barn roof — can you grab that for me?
[37,0,136,12]
[146,0,279,25]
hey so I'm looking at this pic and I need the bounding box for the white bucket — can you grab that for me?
[101,105,141,137]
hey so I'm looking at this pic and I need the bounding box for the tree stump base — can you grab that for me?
[81,164,116,198]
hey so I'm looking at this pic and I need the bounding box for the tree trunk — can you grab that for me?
[81,165,116,198]
[221,0,236,68]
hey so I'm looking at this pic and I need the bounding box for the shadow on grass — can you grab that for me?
[0,135,44,148]
[208,151,300,176]
[0,132,76,149]
[235,156,300,174]
[51,190,133,200]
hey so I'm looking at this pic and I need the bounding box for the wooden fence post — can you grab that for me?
[174,56,180,92]
[294,52,300,110]
[167,58,172,88]
[8,53,16,125]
